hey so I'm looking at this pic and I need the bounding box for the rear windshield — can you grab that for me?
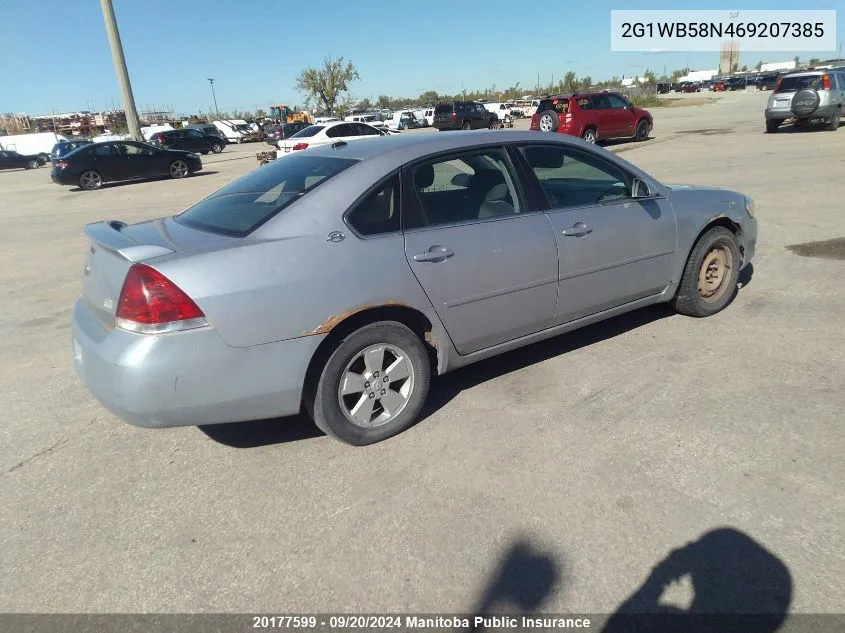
[776,75,824,93]
[290,125,325,138]
[537,98,569,112]
[174,155,358,237]
[434,103,453,114]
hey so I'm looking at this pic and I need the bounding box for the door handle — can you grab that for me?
[562,222,593,237]
[413,245,454,262]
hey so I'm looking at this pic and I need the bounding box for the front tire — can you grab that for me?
[461,121,471,131]
[765,120,780,133]
[672,227,741,317]
[210,142,223,154]
[26,159,39,169]
[169,160,189,179]
[635,119,650,141]
[308,322,431,445]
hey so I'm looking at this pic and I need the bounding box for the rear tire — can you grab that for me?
[79,170,103,190]
[582,127,597,143]
[826,107,841,131]
[210,142,223,154]
[672,227,741,318]
[26,159,39,169]
[307,322,431,446]
[461,121,471,131]
[765,120,780,133]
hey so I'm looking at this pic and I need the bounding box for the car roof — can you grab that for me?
[782,70,827,77]
[304,129,582,163]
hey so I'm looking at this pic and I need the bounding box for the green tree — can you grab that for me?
[376,95,391,109]
[755,60,762,71]
[295,56,360,115]
[419,90,439,104]
[356,97,372,111]
[254,108,267,119]
[793,56,800,65]
[808,57,821,66]
[562,71,578,92]
[579,76,593,89]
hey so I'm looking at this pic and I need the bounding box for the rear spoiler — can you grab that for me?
[84,220,174,262]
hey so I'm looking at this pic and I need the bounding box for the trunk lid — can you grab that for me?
[80,218,236,329]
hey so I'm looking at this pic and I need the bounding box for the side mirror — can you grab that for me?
[631,178,651,198]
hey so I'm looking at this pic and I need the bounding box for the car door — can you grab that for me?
[515,143,677,325]
[0,151,12,169]
[120,142,161,178]
[607,94,637,138]
[589,95,617,138]
[402,146,559,355]
[89,143,127,180]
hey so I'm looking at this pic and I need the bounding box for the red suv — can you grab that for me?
[530,91,653,144]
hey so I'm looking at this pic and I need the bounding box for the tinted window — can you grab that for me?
[411,149,523,227]
[346,173,400,236]
[519,145,632,209]
[290,125,325,138]
[185,129,204,138]
[434,103,453,114]
[326,124,355,138]
[607,95,629,109]
[591,95,612,109]
[352,123,380,136]
[174,155,358,237]
[776,75,825,93]
[92,144,119,156]
[121,142,157,156]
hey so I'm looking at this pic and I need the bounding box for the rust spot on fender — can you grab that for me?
[424,330,438,349]
[302,301,411,336]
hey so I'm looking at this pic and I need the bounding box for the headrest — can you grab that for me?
[485,183,509,201]
[524,146,564,169]
[415,164,434,189]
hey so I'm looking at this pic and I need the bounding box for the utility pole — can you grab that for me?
[207,78,219,115]
[99,0,141,141]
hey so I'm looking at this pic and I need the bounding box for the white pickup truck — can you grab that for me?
[480,103,515,127]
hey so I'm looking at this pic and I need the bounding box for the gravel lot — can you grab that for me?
[2,90,843,617]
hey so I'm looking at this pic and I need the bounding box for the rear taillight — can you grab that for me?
[115,264,206,334]
[822,74,831,90]
[292,142,309,150]
[55,160,68,169]
[451,113,458,122]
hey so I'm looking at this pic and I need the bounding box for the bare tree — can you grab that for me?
[295,56,361,115]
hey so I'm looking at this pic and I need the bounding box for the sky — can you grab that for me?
[0,0,843,116]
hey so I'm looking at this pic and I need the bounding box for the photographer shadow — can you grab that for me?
[602,527,792,633]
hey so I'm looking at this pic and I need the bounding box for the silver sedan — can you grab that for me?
[71,131,757,445]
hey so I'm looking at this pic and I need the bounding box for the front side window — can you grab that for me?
[607,95,629,109]
[93,144,119,156]
[174,155,358,237]
[411,149,523,227]
[518,145,632,209]
[346,173,401,236]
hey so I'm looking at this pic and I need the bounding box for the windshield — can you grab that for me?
[776,75,825,93]
[174,155,358,237]
[290,125,325,138]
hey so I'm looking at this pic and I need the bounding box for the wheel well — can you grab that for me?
[690,216,745,262]
[301,305,437,404]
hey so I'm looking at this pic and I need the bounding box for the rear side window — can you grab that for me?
[290,125,325,138]
[174,155,358,237]
[776,75,824,92]
[434,103,453,114]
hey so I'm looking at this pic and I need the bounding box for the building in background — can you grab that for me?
[760,60,798,73]
[679,69,718,82]
[719,40,740,75]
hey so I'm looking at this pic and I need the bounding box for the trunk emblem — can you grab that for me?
[103,298,114,310]
[327,231,346,242]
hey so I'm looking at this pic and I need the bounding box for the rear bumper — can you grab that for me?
[71,299,324,428]
[765,104,837,120]
[51,169,76,185]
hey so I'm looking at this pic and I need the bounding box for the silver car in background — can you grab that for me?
[765,69,845,132]
[71,131,757,445]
